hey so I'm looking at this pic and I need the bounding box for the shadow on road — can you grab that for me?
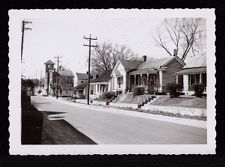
[41,111,96,144]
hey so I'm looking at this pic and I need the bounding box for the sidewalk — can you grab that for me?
[37,95,207,129]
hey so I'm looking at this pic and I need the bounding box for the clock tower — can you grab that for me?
[44,60,55,95]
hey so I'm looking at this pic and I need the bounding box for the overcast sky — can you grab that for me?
[9,9,210,79]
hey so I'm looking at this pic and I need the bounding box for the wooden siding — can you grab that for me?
[162,59,184,88]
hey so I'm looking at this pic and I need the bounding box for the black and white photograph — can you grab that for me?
[8,9,216,154]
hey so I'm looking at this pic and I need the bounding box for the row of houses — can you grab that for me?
[74,53,207,99]
[44,53,206,98]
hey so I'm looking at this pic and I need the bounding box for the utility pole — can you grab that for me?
[21,20,32,63]
[54,56,62,99]
[83,34,97,105]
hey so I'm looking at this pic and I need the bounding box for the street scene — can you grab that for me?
[16,10,210,145]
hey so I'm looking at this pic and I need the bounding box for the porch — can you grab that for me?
[176,67,207,94]
[129,69,158,93]
[90,82,109,98]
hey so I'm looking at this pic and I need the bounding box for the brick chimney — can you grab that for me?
[173,49,178,56]
[142,55,147,62]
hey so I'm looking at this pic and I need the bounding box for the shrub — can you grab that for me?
[147,86,155,94]
[102,91,116,100]
[193,83,205,97]
[134,86,145,96]
[166,83,182,98]
[78,93,85,99]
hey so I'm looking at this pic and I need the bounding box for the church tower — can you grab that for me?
[44,60,55,95]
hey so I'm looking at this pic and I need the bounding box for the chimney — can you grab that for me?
[173,49,177,57]
[142,55,147,62]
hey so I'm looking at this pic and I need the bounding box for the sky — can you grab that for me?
[9,9,210,79]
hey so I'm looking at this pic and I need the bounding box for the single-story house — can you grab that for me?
[90,70,113,99]
[73,81,87,98]
[176,54,206,95]
[111,55,185,94]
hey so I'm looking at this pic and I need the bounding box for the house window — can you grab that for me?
[118,77,123,88]
[189,74,200,85]
[178,75,183,85]
[202,73,207,86]
[81,81,83,83]
[96,75,99,78]
[90,90,93,94]
[90,76,93,79]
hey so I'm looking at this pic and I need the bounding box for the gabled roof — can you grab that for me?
[137,56,185,70]
[76,73,88,80]
[58,66,74,77]
[74,81,87,90]
[119,60,142,72]
[184,54,206,68]
[91,70,113,83]
[45,60,55,65]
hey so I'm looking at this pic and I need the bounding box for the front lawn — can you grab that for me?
[115,93,151,104]
[151,95,206,109]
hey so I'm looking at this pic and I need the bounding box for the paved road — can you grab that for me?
[32,95,207,144]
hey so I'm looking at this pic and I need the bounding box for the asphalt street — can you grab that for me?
[31,95,207,144]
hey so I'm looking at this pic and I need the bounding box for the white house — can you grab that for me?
[90,70,113,99]
[176,54,207,95]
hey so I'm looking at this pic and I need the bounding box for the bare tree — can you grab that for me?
[91,42,139,73]
[154,18,206,61]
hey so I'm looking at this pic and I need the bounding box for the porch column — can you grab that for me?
[159,70,163,93]
[176,75,178,84]
[147,73,149,87]
[95,84,98,94]
[134,75,136,87]
[115,77,117,90]
[140,74,143,86]
[199,73,202,84]
[183,74,189,93]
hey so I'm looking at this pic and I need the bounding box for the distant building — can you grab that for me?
[74,72,88,86]
[90,70,113,99]
[44,60,74,97]
[57,66,74,97]
[44,60,55,96]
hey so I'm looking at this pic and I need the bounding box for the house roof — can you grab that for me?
[58,66,74,77]
[120,60,142,72]
[91,70,113,83]
[44,60,55,65]
[136,56,185,70]
[137,57,173,70]
[177,67,206,74]
[76,73,88,80]
[130,69,157,75]
[184,54,206,68]
[74,82,87,90]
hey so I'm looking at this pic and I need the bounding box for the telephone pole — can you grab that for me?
[83,34,97,105]
[21,20,32,63]
[54,56,62,99]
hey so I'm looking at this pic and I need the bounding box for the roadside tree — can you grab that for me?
[153,18,206,61]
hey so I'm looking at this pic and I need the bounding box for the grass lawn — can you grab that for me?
[115,93,152,104]
[151,95,206,109]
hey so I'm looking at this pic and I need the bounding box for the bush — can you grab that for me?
[147,86,155,94]
[134,86,145,96]
[193,83,205,97]
[102,91,116,100]
[166,83,182,98]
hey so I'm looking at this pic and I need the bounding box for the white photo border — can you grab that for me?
[8,9,216,155]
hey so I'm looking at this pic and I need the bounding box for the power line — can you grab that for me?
[21,20,32,63]
[83,34,97,105]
